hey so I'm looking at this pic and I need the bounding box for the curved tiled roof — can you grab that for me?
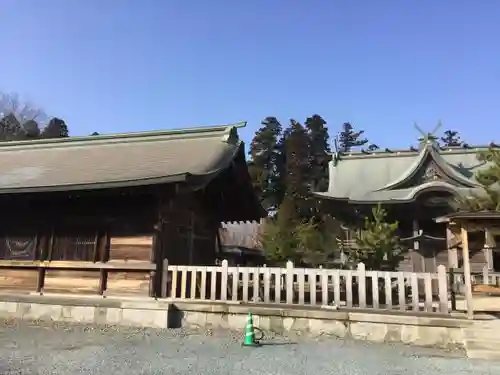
[315,141,492,203]
[0,122,246,193]
[377,143,480,191]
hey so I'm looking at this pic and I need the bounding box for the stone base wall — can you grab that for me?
[173,302,470,349]
[0,294,473,350]
[0,294,171,329]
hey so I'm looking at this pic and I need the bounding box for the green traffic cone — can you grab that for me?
[242,312,261,347]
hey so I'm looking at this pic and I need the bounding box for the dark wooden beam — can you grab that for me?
[98,232,110,295]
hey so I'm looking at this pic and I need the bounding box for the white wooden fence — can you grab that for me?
[161,260,450,314]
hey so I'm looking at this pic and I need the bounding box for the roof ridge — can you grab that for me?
[376,144,479,191]
[0,122,247,151]
[331,145,491,160]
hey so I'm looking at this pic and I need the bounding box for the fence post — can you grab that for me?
[286,261,294,304]
[221,259,228,301]
[357,263,366,308]
[448,267,456,311]
[437,265,449,314]
[483,266,489,285]
[161,258,169,298]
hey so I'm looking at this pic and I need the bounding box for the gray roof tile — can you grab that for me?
[0,122,246,193]
[315,143,492,203]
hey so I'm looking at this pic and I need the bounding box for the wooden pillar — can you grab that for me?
[150,222,162,298]
[98,232,109,295]
[447,227,459,268]
[188,212,195,264]
[36,233,50,293]
[461,226,474,319]
[484,229,495,270]
[412,219,422,272]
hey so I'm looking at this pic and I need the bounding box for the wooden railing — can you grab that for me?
[162,260,450,314]
[481,268,500,286]
[450,266,500,294]
[0,260,157,296]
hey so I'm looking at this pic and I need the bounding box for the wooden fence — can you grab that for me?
[450,266,500,294]
[162,260,450,314]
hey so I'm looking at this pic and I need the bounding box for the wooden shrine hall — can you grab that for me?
[314,125,498,273]
[0,122,264,297]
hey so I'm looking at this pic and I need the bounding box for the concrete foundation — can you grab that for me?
[0,295,473,348]
[0,293,476,351]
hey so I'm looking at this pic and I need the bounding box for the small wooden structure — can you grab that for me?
[436,211,500,319]
[0,123,264,297]
[218,220,265,265]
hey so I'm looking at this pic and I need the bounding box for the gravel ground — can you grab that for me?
[0,320,499,375]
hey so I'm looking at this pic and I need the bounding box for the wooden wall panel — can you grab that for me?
[106,236,154,295]
[109,236,153,261]
[0,269,38,292]
[106,271,150,296]
[43,270,101,294]
[0,236,38,261]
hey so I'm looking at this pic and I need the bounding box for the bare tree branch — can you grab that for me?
[0,92,48,126]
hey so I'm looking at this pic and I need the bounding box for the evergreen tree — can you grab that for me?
[259,116,340,266]
[0,114,42,141]
[260,217,337,267]
[352,204,404,271]
[272,129,288,207]
[42,117,69,138]
[263,120,310,264]
[457,148,500,211]
[0,92,48,140]
[337,122,368,153]
[0,113,22,140]
[281,119,310,220]
[293,219,337,267]
[440,130,462,147]
[23,120,41,139]
[260,216,299,265]
[305,114,330,192]
[248,117,283,211]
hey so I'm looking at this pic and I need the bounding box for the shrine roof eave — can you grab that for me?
[435,211,500,224]
[376,143,479,191]
[314,182,480,205]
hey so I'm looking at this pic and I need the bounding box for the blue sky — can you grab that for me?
[1,1,498,148]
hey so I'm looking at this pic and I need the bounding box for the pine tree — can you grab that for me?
[305,114,330,192]
[260,216,299,265]
[0,93,68,142]
[293,219,337,267]
[337,122,368,153]
[458,148,500,211]
[0,113,22,140]
[352,204,404,271]
[261,216,337,267]
[23,120,41,139]
[282,119,310,220]
[440,130,462,147]
[42,117,69,138]
[272,130,287,207]
[260,116,340,266]
[248,116,283,212]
